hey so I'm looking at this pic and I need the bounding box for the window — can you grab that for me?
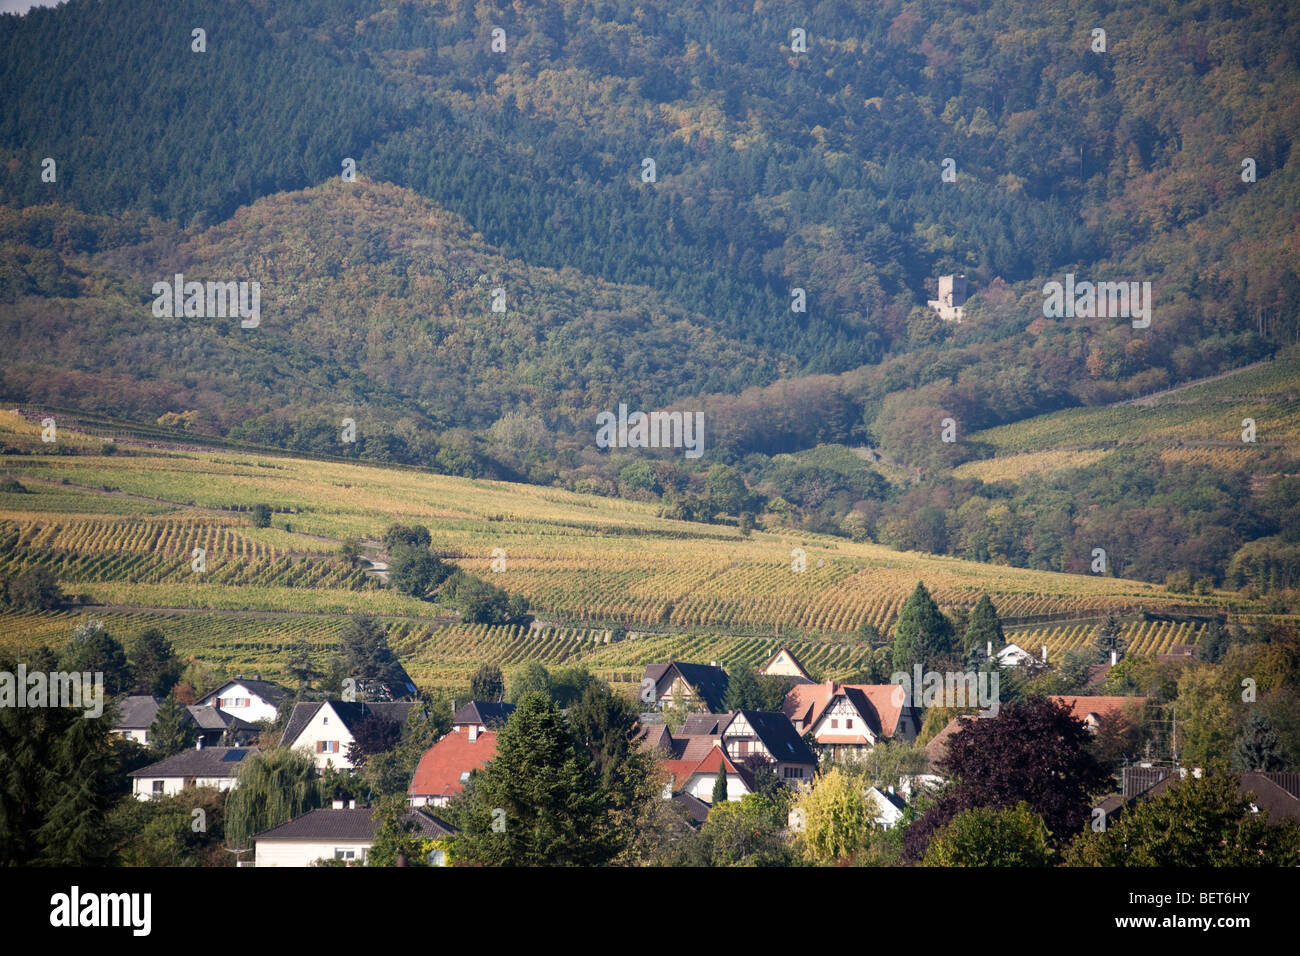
[845,719,853,729]
[335,848,357,861]
[151,780,164,794]
[459,771,471,783]
[317,740,338,754]
[830,718,838,729]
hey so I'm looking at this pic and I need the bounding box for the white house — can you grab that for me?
[719,710,818,784]
[994,642,1040,669]
[864,786,908,829]
[680,746,755,804]
[111,695,161,745]
[280,700,417,771]
[252,805,454,867]
[784,681,920,759]
[758,645,814,683]
[128,745,258,800]
[196,677,292,725]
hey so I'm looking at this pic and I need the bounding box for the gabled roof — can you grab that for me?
[678,713,730,736]
[186,704,259,732]
[684,745,756,794]
[196,678,292,708]
[280,701,417,749]
[729,710,818,766]
[643,662,729,712]
[253,807,454,843]
[451,701,515,728]
[784,681,913,740]
[1047,695,1147,725]
[924,716,975,773]
[113,695,160,729]
[758,645,813,682]
[672,792,711,826]
[128,746,259,779]
[408,728,499,799]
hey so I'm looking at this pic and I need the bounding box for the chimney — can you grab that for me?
[987,641,992,657]
[1042,645,1048,663]
[468,724,478,743]
[1111,649,1118,666]
[332,798,344,810]
[349,799,356,810]
[195,738,203,750]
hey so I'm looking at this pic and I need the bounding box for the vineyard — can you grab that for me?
[0,412,1282,692]
[1008,618,1208,661]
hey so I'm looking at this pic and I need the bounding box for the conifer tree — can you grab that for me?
[891,581,955,671]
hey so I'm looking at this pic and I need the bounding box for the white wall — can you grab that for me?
[287,703,356,771]
[131,776,238,801]
[212,682,280,724]
[684,772,748,803]
[255,839,370,867]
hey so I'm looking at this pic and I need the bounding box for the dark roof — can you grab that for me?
[128,746,259,779]
[678,713,730,736]
[451,701,516,728]
[672,792,711,827]
[186,704,259,732]
[280,701,416,748]
[196,678,292,708]
[252,807,454,843]
[113,695,160,729]
[642,662,729,711]
[732,710,818,766]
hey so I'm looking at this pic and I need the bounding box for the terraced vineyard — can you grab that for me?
[0,413,1278,692]
[1009,618,1208,662]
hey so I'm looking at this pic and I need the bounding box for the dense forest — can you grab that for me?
[2,0,1298,593]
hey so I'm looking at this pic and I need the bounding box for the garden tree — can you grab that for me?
[792,766,878,865]
[285,640,322,698]
[963,594,1004,655]
[841,739,929,792]
[662,684,711,732]
[946,606,969,646]
[550,665,597,707]
[470,664,505,703]
[1198,621,1230,663]
[389,542,450,598]
[1066,772,1300,866]
[383,524,432,551]
[149,691,197,756]
[225,748,327,851]
[712,765,729,805]
[723,667,788,712]
[0,648,120,865]
[567,680,654,812]
[442,571,531,626]
[856,620,881,644]
[1173,664,1241,768]
[110,787,230,867]
[891,581,956,671]
[698,792,793,866]
[1232,711,1283,771]
[251,503,272,528]
[338,536,362,568]
[450,692,615,866]
[345,712,404,771]
[1089,707,1145,771]
[61,617,132,695]
[1094,613,1125,659]
[4,566,65,611]
[367,794,433,867]
[903,696,1112,861]
[337,614,409,698]
[923,803,1054,867]
[360,698,454,797]
[507,661,552,703]
[128,626,183,696]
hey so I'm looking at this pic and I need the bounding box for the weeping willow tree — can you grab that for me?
[224,748,328,850]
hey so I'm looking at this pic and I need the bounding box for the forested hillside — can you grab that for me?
[2,0,1298,593]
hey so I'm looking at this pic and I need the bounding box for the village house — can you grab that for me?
[783,679,921,760]
[128,744,258,800]
[196,677,292,725]
[252,804,454,867]
[721,710,818,783]
[1047,695,1148,732]
[111,695,259,747]
[639,709,817,794]
[450,700,515,734]
[111,695,161,745]
[408,723,500,808]
[280,700,417,771]
[757,645,816,685]
[679,746,755,804]
[641,661,730,712]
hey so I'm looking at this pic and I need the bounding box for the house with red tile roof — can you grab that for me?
[1047,695,1148,732]
[681,746,756,804]
[408,726,499,808]
[784,680,921,760]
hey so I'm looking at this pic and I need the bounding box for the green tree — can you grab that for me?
[224,748,327,851]
[338,536,362,569]
[61,617,132,695]
[5,566,65,611]
[923,803,1054,867]
[338,614,408,697]
[705,464,748,516]
[699,792,792,866]
[891,581,955,671]
[507,661,552,702]
[129,627,183,697]
[963,594,1004,655]
[450,692,614,865]
[1232,711,1283,771]
[368,794,431,867]
[792,766,878,864]
[149,691,197,756]
[1066,772,1300,866]
[712,765,729,805]
[470,664,505,702]
[388,543,447,598]
[251,504,272,528]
